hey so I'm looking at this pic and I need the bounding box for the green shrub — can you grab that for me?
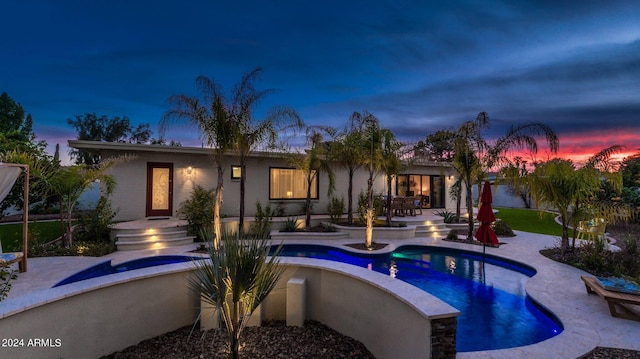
[446,230,460,241]
[29,241,116,257]
[357,190,384,223]
[322,223,337,232]
[435,209,458,224]
[248,201,274,238]
[491,219,515,237]
[621,234,638,254]
[0,264,17,301]
[179,185,215,241]
[327,196,345,223]
[75,195,118,243]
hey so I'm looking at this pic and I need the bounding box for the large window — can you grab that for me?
[270,168,318,200]
[396,174,444,208]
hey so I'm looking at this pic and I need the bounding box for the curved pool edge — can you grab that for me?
[270,236,615,358]
[411,235,609,358]
[0,253,459,359]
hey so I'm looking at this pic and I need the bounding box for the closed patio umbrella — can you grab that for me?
[475,181,499,258]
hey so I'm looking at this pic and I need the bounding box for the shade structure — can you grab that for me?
[475,181,499,247]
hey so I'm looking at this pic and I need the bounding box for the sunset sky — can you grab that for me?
[2,1,639,164]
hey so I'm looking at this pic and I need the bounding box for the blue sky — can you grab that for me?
[2,1,639,163]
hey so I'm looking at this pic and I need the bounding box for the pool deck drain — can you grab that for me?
[3,230,640,358]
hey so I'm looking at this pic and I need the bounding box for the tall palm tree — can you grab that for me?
[231,68,303,237]
[358,112,393,248]
[453,112,559,240]
[330,113,369,224]
[380,129,403,224]
[162,76,239,248]
[286,127,336,228]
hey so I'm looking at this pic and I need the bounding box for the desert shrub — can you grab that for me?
[179,185,215,241]
[322,223,337,232]
[435,209,458,224]
[491,219,515,237]
[282,217,301,232]
[248,201,274,238]
[446,230,460,241]
[621,234,638,254]
[327,196,345,223]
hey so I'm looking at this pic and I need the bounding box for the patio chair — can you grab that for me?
[391,197,405,217]
[577,218,607,242]
[413,197,422,215]
[0,240,25,272]
[403,196,416,216]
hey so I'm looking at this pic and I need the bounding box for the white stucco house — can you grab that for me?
[69,140,459,222]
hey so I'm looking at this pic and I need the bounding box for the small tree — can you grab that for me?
[48,159,119,247]
[286,127,336,228]
[190,233,284,359]
[178,185,215,241]
[327,196,345,224]
[330,113,369,224]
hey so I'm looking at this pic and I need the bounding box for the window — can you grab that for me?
[231,165,241,180]
[270,168,318,199]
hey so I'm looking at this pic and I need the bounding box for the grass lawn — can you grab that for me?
[494,207,573,237]
[0,220,65,252]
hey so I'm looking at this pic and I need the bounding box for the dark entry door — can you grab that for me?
[146,162,173,217]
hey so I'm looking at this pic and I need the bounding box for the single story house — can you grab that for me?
[69,140,459,222]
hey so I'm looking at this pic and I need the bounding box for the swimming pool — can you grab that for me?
[273,244,563,352]
[53,255,205,287]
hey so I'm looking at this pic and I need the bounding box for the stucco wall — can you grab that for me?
[93,144,458,221]
[0,258,459,359]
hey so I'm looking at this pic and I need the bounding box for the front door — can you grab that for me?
[146,162,173,217]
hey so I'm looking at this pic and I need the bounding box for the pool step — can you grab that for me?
[110,218,195,251]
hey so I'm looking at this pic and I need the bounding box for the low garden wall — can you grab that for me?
[0,257,459,359]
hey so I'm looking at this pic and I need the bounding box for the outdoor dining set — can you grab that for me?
[387,196,426,217]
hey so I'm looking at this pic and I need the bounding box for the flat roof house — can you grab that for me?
[69,140,458,223]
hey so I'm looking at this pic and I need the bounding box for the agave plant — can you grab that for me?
[190,231,284,359]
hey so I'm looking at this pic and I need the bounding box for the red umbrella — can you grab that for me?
[475,182,499,252]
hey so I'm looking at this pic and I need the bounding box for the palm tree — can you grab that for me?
[48,159,119,247]
[452,112,559,240]
[191,232,284,359]
[528,146,623,253]
[380,130,403,224]
[286,127,336,228]
[231,68,303,237]
[162,76,238,248]
[330,113,369,224]
[358,112,394,248]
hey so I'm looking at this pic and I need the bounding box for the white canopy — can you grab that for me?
[0,163,29,271]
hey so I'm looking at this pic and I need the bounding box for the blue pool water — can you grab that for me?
[53,255,204,287]
[272,244,563,352]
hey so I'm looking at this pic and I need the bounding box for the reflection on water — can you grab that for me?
[389,261,398,278]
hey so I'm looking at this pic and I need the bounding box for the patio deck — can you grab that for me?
[2,216,639,358]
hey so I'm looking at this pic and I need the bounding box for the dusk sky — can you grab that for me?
[2,1,639,164]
